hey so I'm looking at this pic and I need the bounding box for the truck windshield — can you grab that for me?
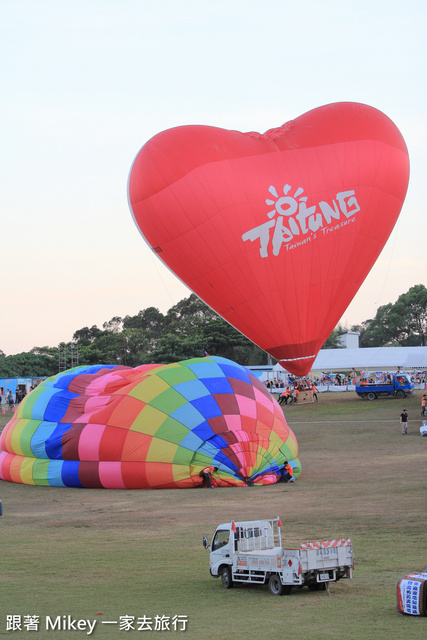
[212,530,230,551]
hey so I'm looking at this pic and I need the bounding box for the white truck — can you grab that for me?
[203,517,353,595]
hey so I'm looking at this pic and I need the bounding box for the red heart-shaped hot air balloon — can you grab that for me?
[128,102,409,375]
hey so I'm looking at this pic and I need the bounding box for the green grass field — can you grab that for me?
[1,390,426,639]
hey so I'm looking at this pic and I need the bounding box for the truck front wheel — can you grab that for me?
[268,574,285,596]
[220,566,233,589]
[396,390,405,399]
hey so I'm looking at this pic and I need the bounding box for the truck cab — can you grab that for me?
[207,519,278,577]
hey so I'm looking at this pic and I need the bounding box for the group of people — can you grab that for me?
[0,390,17,412]
[399,394,426,435]
[0,387,29,411]
[265,371,427,390]
[278,383,318,405]
[264,375,319,389]
[198,461,295,488]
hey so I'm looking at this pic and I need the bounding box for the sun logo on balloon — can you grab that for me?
[265,184,309,238]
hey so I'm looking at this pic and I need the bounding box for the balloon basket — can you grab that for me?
[397,572,427,616]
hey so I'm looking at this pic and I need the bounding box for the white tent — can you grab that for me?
[309,346,427,373]
[251,346,427,382]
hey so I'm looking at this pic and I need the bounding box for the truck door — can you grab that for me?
[395,375,412,398]
[210,528,232,573]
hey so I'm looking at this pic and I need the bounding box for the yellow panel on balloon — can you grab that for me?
[129,375,169,403]
[146,438,178,463]
[20,457,36,485]
[172,463,192,482]
[269,430,287,450]
[10,419,29,456]
[283,432,298,456]
[130,405,167,435]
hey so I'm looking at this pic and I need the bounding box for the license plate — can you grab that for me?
[319,573,330,581]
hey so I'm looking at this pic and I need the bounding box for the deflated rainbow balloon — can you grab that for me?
[0,356,300,488]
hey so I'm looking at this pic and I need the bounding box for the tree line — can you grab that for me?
[1,285,426,378]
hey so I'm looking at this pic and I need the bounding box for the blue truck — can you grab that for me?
[355,374,414,400]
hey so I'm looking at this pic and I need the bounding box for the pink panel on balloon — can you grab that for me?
[223,415,242,431]
[230,448,246,468]
[235,394,257,418]
[85,372,123,395]
[78,424,106,461]
[253,387,274,409]
[0,450,8,471]
[98,461,126,489]
[79,396,111,422]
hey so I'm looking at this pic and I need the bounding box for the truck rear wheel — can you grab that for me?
[367,392,376,400]
[220,566,233,589]
[268,574,285,596]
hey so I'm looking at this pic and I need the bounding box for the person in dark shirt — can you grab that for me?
[400,409,408,435]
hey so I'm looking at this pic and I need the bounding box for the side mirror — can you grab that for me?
[202,536,209,549]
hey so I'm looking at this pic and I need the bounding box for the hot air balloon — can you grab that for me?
[128,102,409,376]
[0,357,300,488]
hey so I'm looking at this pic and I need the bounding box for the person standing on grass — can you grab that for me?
[421,394,426,416]
[400,409,408,435]
[7,391,14,412]
[279,388,291,405]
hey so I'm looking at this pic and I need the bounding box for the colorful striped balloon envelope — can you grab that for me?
[0,356,300,488]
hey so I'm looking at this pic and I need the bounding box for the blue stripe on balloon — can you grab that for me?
[204,433,229,450]
[30,421,58,458]
[192,421,216,441]
[31,388,62,421]
[179,430,205,451]
[44,390,79,422]
[47,460,66,486]
[218,363,251,383]
[61,461,84,487]
[173,379,210,401]
[45,423,72,459]
[212,452,239,472]
[190,395,221,419]
[187,361,224,379]
[199,376,234,394]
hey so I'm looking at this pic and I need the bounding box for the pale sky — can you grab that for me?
[1,0,426,356]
